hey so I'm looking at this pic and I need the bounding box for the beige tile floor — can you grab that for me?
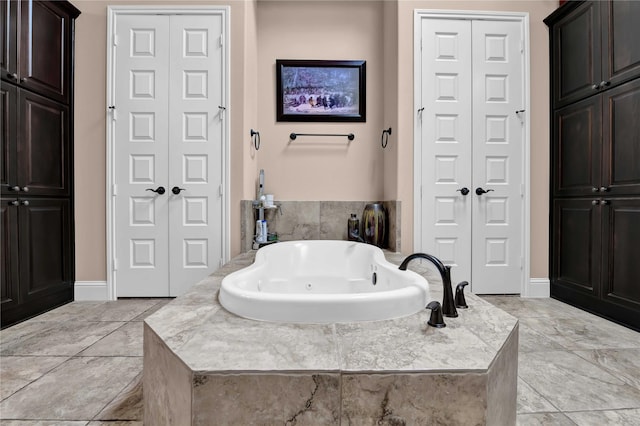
[1,296,639,425]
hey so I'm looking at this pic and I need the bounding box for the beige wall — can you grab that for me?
[255,1,385,201]
[72,0,556,283]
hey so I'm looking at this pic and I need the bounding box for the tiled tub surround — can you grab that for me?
[144,251,519,425]
[240,200,401,252]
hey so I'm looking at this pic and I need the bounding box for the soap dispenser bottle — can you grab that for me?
[348,214,360,241]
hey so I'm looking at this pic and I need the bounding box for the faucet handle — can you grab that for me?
[455,281,469,309]
[426,301,446,328]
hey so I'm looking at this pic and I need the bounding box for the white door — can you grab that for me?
[420,18,473,285]
[113,13,225,297]
[418,17,525,294]
[471,20,523,293]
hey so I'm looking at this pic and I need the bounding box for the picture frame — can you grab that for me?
[276,59,366,122]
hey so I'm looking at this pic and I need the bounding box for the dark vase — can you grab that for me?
[362,203,386,247]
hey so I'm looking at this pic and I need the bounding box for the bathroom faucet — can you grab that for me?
[398,253,457,318]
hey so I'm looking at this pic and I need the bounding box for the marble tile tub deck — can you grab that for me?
[2,253,640,424]
[143,251,519,425]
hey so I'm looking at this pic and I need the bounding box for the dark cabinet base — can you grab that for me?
[551,198,640,332]
[551,287,640,332]
[1,285,72,328]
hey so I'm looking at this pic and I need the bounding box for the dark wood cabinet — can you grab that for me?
[2,0,76,103]
[553,78,640,197]
[1,0,79,328]
[550,1,640,108]
[547,0,640,331]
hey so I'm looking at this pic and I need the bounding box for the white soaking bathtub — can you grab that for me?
[218,240,430,323]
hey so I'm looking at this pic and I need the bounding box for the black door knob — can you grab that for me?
[456,187,470,196]
[146,186,166,195]
[475,187,494,195]
[172,186,186,195]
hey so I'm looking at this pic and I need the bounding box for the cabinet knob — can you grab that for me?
[591,187,599,192]
[601,200,610,205]
[10,185,20,192]
[9,200,19,206]
[599,186,609,192]
[21,186,29,192]
[592,200,600,206]
[8,73,18,80]
[591,83,600,90]
[21,200,29,206]
[599,81,611,89]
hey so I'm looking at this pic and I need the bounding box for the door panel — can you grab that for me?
[19,1,72,103]
[602,79,640,195]
[604,1,640,88]
[553,96,601,196]
[552,198,601,298]
[18,199,73,301]
[1,198,19,310]
[1,0,18,78]
[115,14,170,297]
[1,82,17,194]
[471,20,524,293]
[601,199,640,310]
[168,15,224,296]
[18,89,69,196]
[552,1,601,107]
[420,18,472,285]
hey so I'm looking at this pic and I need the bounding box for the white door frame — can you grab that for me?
[104,6,231,301]
[413,10,533,296]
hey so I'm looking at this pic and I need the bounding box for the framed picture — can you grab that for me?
[276,59,366,122]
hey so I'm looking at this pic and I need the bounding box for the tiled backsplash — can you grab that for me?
[240,200,401,253]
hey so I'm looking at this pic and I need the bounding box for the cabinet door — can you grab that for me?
[553,95,602,196]
[600,198,640,327]
[0,198,19,313]
[0,0,18,79]
[602,79,640,196]
[17,198,73,304]
[602,1,640,89]
[18,89,70,196]
[1,81,18,195]
[552,198,602,298]
[551,1,602,107]
[18,1,74,103]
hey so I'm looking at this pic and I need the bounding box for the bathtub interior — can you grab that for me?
[231,241,416,294]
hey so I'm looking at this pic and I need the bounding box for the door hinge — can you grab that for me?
[218,184,223,197]
[420,38,423,51]
[219,34,224,47]
[520,40,524,54]
[520,184,524,197]
[113,34,119,46]
[112,184,117,196]
[113,258,118,271]
[520,256,523,270]
[219,258,224,268]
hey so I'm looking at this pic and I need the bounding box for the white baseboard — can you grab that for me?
[75,281,110,301]
[524,278,550,298]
